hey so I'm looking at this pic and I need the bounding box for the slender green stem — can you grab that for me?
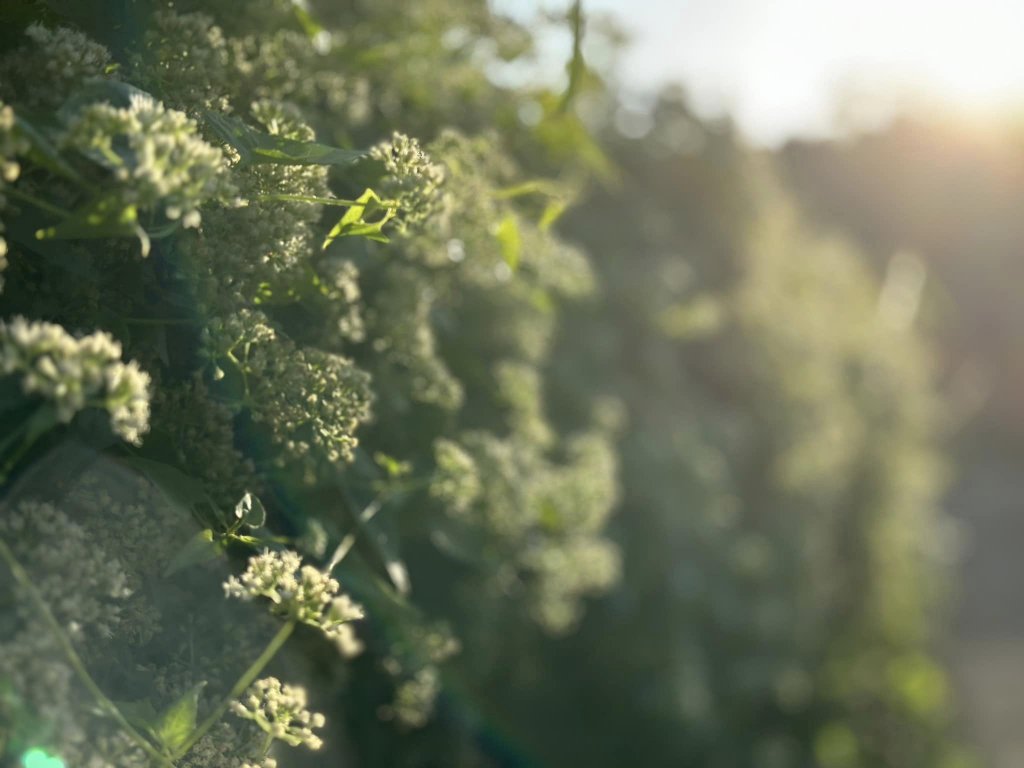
[259,731,274,757]
[0,421,33,485]
[3,187,72,219]
[327,493,384,572]
[0,435,32,485]
[0,538,176,768]
[492,180,560,200]
[174,619,295,759]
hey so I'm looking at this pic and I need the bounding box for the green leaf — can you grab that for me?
[373,452,411,479]
[164,529,222,577]
[35,195,150,256]
[225,533,264,546]
[322,188,396,249]
[538,198,568,232]
[155,681,206,755]
[492,180,561,200]
[291,2,325,39]
[203,110,370,167]
[491,179,569,231]
[495,214,521,272]
[234,491,266,529]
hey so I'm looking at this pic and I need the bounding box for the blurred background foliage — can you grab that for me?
[2,0,1019,766]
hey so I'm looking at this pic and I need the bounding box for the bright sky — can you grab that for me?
[496,0,1024,145]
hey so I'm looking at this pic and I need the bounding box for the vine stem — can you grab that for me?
[0,537,176,768]
[173,619,296,759]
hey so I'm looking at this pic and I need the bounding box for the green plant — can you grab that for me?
[0,3,969,768]
[0,2,620,766]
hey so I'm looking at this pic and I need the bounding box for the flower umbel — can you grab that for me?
[0,317,151,444]
[223,549,365,656]
[230,677,325,750]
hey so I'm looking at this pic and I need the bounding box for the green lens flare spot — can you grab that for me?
[21,748,66,768]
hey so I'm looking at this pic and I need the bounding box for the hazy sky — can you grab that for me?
[497,0,1024,145]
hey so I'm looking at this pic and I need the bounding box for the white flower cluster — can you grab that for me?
[371,132,446,229]
[223,548,365,657]
[430,438,480,515]
[389,668,441,729]
[62,93,228,228]
[379,620,460,727]
[153,377,259,508]
[177,723,278,768]
[363,264,463,410]
[0,316,151,444]
[230,677,325,750]
[0,24,111,108]
[203,309,373,473]
[140,11,233,112]
[454,430,621,633]
[0,500,132,638]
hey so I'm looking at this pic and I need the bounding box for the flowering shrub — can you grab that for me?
[0,1,621,765]
[0,2,964,768]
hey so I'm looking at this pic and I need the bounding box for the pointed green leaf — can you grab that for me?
[373,452,411,479]
[492,180,560,200]
[291,3,325,39]
[495,214,521,272]
[225,533,263,546]
[155,681,206,755]
[203,110,370,167]
[538,198,568,232]
[322,188,396,249]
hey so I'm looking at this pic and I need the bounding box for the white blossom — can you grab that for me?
[224,548,365,656]
[0,317,151,444]
[230,677,325,750]
[61,93,229,229]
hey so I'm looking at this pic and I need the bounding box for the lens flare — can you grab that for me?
[21,748,65,768]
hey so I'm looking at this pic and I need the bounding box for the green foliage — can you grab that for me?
[202,110,370,168]
[0,2,966,768]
